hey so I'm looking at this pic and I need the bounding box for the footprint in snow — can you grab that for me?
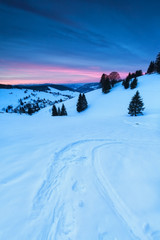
[72,180,86,193]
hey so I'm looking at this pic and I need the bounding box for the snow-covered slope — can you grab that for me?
[0,74,160,240]
[0,87,78,112]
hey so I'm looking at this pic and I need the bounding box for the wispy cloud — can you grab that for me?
[0,0,160,84]
[0,61,128,84]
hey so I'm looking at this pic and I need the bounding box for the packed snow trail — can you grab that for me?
[92,143,153,240]
[29,139,154,240]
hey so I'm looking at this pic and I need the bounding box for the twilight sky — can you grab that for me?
[0,0,160,84]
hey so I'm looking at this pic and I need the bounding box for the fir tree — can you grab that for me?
[130,77,138,89]
[122,72,132,89]
[76,93,82,112]
[128,91,145,116]
[19,107,25,114]
[57,107,61,116]
[76,93,88,112]
[52,104,58,116]
[155,52,160,73]
[122,79,130,89]
[19,99,23,105]
[36,102,40,112]
[28,107,33,115]
[127,72,132,80]
[111,80,116,87]
[130,73,135,79]
[102,77,111,93]
[147,61,155,74]
[61,104,67,116]
[81,93,88,110]
[135,70,143,77]
[100,73,108,86]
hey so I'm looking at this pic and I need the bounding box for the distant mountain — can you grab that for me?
[64,82,100,93]
[0,82,101,93]
[76,82,101,93]
[0,84,14,89]
[0,83,75,92]
[63,83,86,91]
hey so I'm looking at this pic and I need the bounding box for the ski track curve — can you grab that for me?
[31,139,114,239]
[92,143,153,240]
[30,138,155,240]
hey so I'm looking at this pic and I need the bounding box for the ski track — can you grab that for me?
[30,139,158,240]
[92,144,154,240]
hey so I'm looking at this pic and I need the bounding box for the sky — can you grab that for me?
[0,0,160,84]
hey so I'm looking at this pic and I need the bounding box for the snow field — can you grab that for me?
[0,73,160,239]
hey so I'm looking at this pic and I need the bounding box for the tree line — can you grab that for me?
[99,70,145,116]
[6,50,160,118]
[51,93,88,116]
[122,51,160,116]
[51,68,145,118]
[52,103,67,116]
[100,71,121,94]
[122,71,142,89]
[147,52,160,74]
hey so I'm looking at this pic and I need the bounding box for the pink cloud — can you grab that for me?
[0,61,127,85]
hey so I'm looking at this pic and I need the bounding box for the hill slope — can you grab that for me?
[0,74,160,240]
[0,87,78,113]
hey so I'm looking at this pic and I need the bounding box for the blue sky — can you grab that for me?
[0,0,160,84]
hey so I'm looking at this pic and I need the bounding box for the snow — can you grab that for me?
[0,73,160,239]
[0,87,78,111]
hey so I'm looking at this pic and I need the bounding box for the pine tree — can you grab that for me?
[28,107,33,115]
[122,76,130,89]
[128,91,145,116]
[76,93,82,112]
[76,93,88,112]
[19,107,25,114]
[122,72,133,89]
[81,93,88,110]
[130,77,138,89]
[127,72,132,80]
[155,53,160,73]
[36,102,40,112]
[122,79,130,89]
[19,99,23,105]
[147,61,155,74]
[135,70,143,77]
[52,104,58,116]
[57,107,61,116]
[61,104,67,116]
[100,73,108,85]
[102,77,111,93]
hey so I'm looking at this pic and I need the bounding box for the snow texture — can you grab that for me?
[0,74,160,239]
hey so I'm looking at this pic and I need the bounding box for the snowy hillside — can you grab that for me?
[0,74,160,240]
[0,87,78,113]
